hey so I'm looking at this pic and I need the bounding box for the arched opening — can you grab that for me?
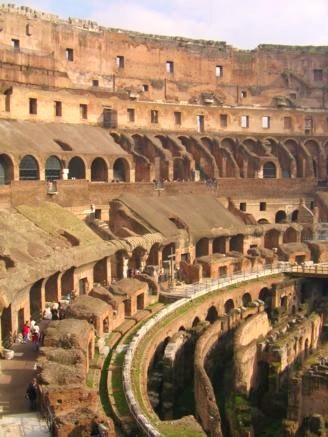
[68,156,86,179]
[129,246,147,273]
[192,317,201,327]
[1,305,12,346]
[264,229,280,250]
[213,237,227,254]
[242,292,252,307]
[178,326,186,332]
[91,157,108,182]
[45,155,62,181]
[61,267,74,299]
[224,299,235,314]
[93,258,108,286]
[114,250,129,280]
[291,210,299,223]
[45,272,60,303]
[196,238,209,257]
[263,161,277,178]
[283,227,298,244]
[173,158,190,181]
[30,279,43,321]
[147,243,160,266]
[301,228,313,242]
[280,295,288,311]
[258,218,270,225]
[230,234,244,253]
[113,158,130,182]
[275,210,287,224]
[259,287,272,314]
[0,154,14,185]
[19,155,39,180]
[103,316,109,334]
[206,306,218,324]
[137,293,144,310]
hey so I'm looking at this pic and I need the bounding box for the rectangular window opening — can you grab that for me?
[11,38,20,50]
[92,79,99,87]
[65,48,74,61]
[216,65,223,77]
[29,98,37,115]
[4,88,12,112]
[240,202,246,212]
[174,111,182,125]
[304,117,313,135]
[241,90,247,98]
[262,116,270,129]
[260,202,267,211]
[116,55,125,69]
[80,104,88,120]
[284,116,292,129]
[127,108,135,122]
[313,69,323,81]
[166,61,174,74]
[197,115,205,133]
[55,101,62,117]
[142,84,149,92]
[241,115,249,128]
[151,110,159,124]
[220,114,228,128]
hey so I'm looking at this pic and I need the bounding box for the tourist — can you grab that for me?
[31,324,40,351]
[25,378,38,410]
[43,307,52,320]
[22,321,30,343]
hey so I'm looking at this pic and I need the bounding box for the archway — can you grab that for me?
[147,243,160,266]
[30,279,43,321]
[213,237,227,254]
[68,156,86,179]
[242,292,252,307]
[206,306,219,324]
[291,210,299,222]
[275,210,287,224]
[45,155,62,180]
[192,317,201,327]
[0,154,14,184]
[263,162,277,178]
[19,155,39,180]
[258,219,269,225]
[283,227,298,244]
[196,238,209,257]
[224,299,235,314]
[259,287,272,313]
[93,258,108,285]
[91,157,108,182]
[264,229,280,250]
[230,235,244,253]
[45,272,60,303]
[113,158,130,182]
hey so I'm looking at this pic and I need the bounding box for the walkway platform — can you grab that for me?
[0,412,49,436]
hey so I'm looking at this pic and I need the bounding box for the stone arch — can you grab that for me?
[162,243,175,263]
[263,161,277,178]
[224,298,235,314]
[192,316,201,327]
[275,210,287,223]
[301,227,313,242]
[291,210,299,222]
[304,139,323,179]
[45,155,62,181]
[19,154,40,180]
[242,292,252,307]
[68,156,86,179]
[113,157,130,182]
[206,305,219,324]
[259,287,271,312]
[93,258,108,285]
[173,157,190,181]
[61,267,74,297]
[147,243,160,266]
[91,157,108,182]
[258,218,270,224]
[283,227,298,243]
[230,234,244,253]
[0,153,14,184]
[45,272,60,303]
[284,139,305,177]
[29,279,43,320]
[129,246,147,272]
[264,229,280,249]
[196,238,209,257]
[213,237,227,254]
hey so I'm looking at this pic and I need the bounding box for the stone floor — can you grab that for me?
[0,342,49,436]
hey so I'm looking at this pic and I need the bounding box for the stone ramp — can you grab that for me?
[0,412,50,436]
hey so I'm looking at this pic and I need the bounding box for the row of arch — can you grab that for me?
[0,154,131,184]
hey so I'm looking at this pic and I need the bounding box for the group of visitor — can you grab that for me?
[21,320,41,350]
[42,302,65,320]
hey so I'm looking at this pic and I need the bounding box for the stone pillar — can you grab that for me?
[221,157,227,177]
[129,167,135,183]
[168,159,174,181]
[208,239,213,256]
[85,167,91,182]
[122,256,129,279]
[242,160,248,178]
[140,253,148,272]
[226,237,231,253]
[106,257,112,285]
[108,168,114,182]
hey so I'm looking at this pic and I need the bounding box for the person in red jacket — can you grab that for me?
[22,321,30,343]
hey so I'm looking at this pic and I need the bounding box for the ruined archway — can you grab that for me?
[45,155,62,181]
[93,258,108,285]
[283,227,298,244]
[264,229,280,249]
[229,234,244,253]
[242,292,252,307]
[259,287,272,313]
[91,157,108,182]
[291,210,299,223]
[113,158,130,182]
[0,154,14,184]
[19,155,39,180]
[213,237,227,254]
[68,156,86,179]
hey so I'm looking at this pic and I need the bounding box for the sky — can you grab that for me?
[8,0,328,49]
